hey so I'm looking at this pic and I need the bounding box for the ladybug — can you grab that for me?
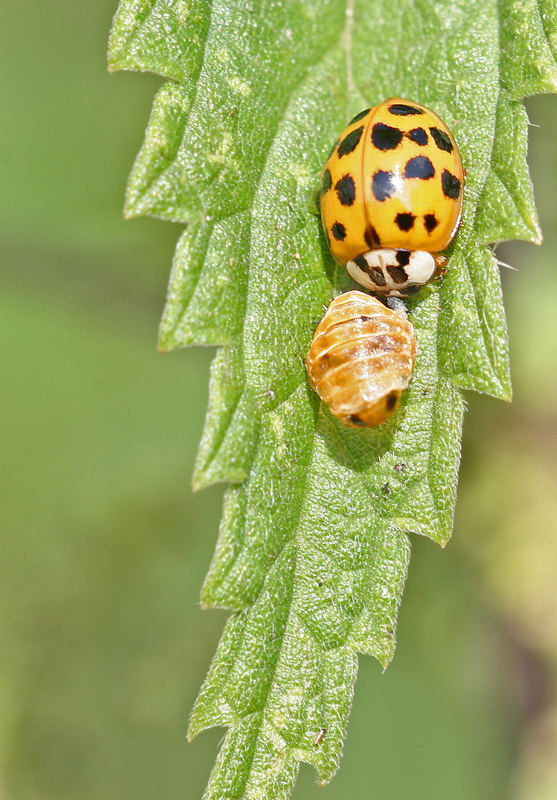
[306,291,416,427]
[320,98,464,297]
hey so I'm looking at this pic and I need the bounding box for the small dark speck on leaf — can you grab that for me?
[382,483,391,494]
[313,728,327,746]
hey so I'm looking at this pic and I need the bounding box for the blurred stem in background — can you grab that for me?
[0,2,556,798]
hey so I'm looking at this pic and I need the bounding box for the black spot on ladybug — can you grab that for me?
[349,108,371,124]
[388,103,424,116]
[354,254,368,270]
[395,212,416,231]
[331,221,347,240]
[337,126,364,157]
[396,250,411,267]
[424,213,439,232]
[442,169,461,199]
[407,127,428,145]
[430,126,453,152]
[404,155,435,179]
[387,266,408,284]
[370,267,387,286]
[349,414,366,426]
[335,174,356,206]
[372,122,404,151]
[321,168,332,195]
[364,225,380,247]
[386,391,399,410]
[372,170,396,201]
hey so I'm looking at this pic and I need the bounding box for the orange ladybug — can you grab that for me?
[320,98,464,297]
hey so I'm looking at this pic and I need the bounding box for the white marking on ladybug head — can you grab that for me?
[346,256,383,292]
[346,249,436,296]
[405,251,436,284]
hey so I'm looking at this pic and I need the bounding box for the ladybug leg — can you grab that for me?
[434,254,448,276]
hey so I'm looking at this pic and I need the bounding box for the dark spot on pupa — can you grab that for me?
[372,170,396,201]
[407,127,428,145]
[430,126,453,152]
[395,212,415,231]
[364,225,380,247]
[349,108,371,124]
[354,254,368,270]
[387,266,408,284]
[388,103,424,116]
[396,250,411,266]
[337,126,364,157]
[321,168,332,195]
[386,391,399,410]
[442,169,461,199]
[372,122,403,151]
[349,414,366,426]
[335,174,356,206]
[424,213,439,232]
[331,221,347,240]
[404,156,435,179]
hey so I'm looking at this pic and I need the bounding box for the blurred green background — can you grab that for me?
[2,2,556,798]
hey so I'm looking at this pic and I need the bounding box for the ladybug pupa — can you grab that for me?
[320,98,464,297]
[306,291,417,428]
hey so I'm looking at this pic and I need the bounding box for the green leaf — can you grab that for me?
[108,0,557,796]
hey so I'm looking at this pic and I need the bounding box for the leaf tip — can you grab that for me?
[379,653,394,671]
[106,56,119,74]
[191,474,206,493]
[198,584,223,611]
[186,717,201,743]
[315,762,337,788]
[157,334,173,354]
[122,202,139,221]
[531,227,543,247]
[157,326,183,354]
